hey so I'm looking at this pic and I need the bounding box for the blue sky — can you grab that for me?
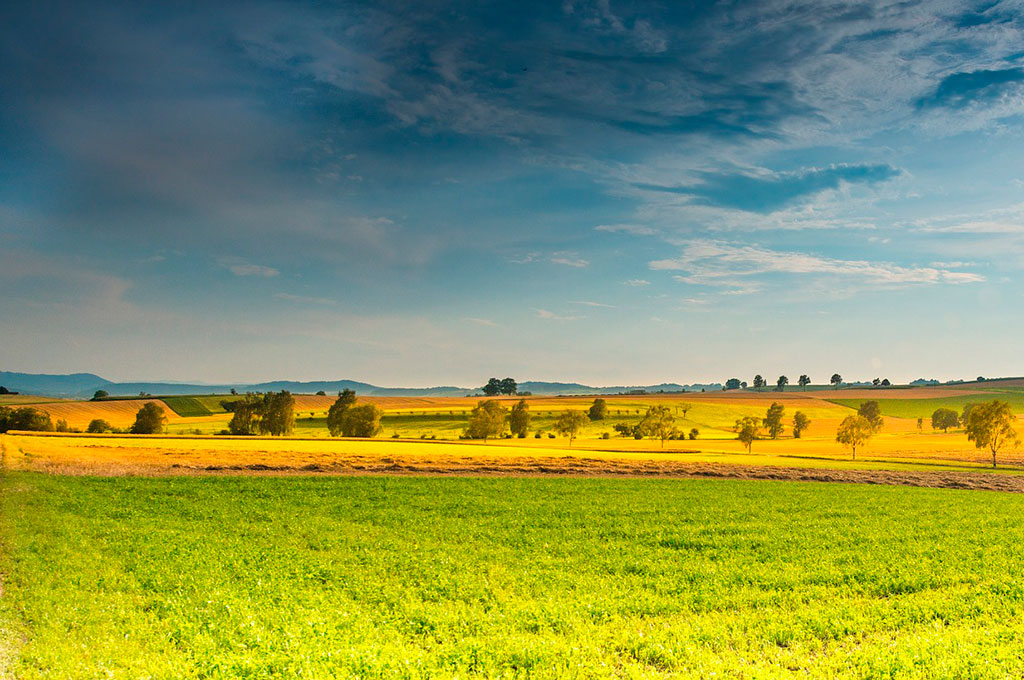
[2,0,1024,386]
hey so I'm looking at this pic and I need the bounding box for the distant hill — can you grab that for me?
[0,371,722,399]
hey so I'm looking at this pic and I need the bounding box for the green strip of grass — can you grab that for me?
[159,396,213,418]
[4,473,1024,678]
[829,392,1024,419]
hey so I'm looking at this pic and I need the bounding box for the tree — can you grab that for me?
[872,377,881,387]
[735,416,760,453]
[0,407,54,433]
[315,390,327,396]
[465,400,508,441]
[509,399,531,437]
[341,404,383,437]
[0,386,8,395]
[679,402,692,419]
[327,389,358,436]
[961,403,978,427]
[87,419,113,433]
[228,394,262,435]
[763,402,786,439]
[798,375,811,390]
[639,405,675,447]
[688,428,699,440]
[482,378,502,397]
[130,402,166,435]
[857,401,883,432]
[830,374,843,387]
[753,375,766,392]
[881,378,891,387]
[775,375,788,392]
[588,398,608,421]
[553,409,588,446]
[793,411,810,438]
[230,388,238,396]
[917,417,924,432]
[931,408,959,433]
[725,378,742,390]
[965,399,1019,468]
[259,391,295,436]
[836,415,873,459]
[92,389,109,401]
[499,377,518,396]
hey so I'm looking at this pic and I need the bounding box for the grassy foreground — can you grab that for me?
[3,475,1024,678]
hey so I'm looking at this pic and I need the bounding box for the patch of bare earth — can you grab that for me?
[15,454,1024,493]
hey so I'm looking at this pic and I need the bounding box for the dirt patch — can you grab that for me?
[15,453,1024,493]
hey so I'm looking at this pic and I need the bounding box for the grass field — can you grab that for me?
[160,396,213,418]
[829,391,1024,419]
[4,473,1024,678]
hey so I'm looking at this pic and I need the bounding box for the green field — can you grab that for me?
[829,391,1024,419]
[4,473,1024,678]
[160,396,214,418]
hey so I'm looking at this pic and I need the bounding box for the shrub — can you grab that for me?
[86,419,113,433]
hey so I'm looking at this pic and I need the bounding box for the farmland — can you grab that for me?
[4,473,1024,678]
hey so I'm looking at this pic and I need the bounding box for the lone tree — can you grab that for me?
[753,375,766,392]
[725,378,742,390]
[340,404,383,437]
[327,389,358,436]
[465,400,508,442]
[836,415,873,459]
[931,408,960,433]
[588,398,608,421]
[735,416,761,453]
[91,389,109,401]
[872,377,881,387]
[792,411,810,438]
[679,402,692,419]
[830,374,843,388]
[553,409,588,446]
[798,375,811,390]
[763,402,786,439]
[965,399,1019,468]
[509,399,531,437]
[775,375,788,392]
[87,419,112,433]
[499,377,518,396]
[639,405,675,448]
[130,403,166,435]
[881,378,891,386]
[857,401,884,432]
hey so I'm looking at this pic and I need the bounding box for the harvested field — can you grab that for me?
[20,399,184,429]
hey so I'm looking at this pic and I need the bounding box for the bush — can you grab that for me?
[547,433,556,439]
[601,432,610,439]
[87,419,113,433]
[534,431,543,438]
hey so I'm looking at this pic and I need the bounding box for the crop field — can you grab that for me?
[3,473,1024,678]
[830,391,1024,419]
[160,396,213,418]
[13,398,186,429]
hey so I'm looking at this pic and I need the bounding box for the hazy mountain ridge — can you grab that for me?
[0,372,721,399]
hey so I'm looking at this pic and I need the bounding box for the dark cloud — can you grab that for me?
[636,164,900,213]
[918,68,1024,108]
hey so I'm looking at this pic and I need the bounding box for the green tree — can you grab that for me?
[554,409,588,446]
[931,408,959,433]
[258,391,295,436]
[793,411,810,438]
[965,399,1019,468]
[775,375,788,392]
[836,415,873,459]
[961,403,978,427]
[55,418,72,433]
[91,389,109,401]
[753,375,766,392]
[1,407,54,432]
[679,402,693,419]
[798,375,811,390]
[481,378,502,397]
[130,403,166,435]
[87,419,113,433]
[588,398,608,421]
[830,373,842,387]
[639,405,675,447]
[735,416,760,452]
[499,377,518,396]
[341,404,383,437]
[509,399,531,437]
[725,378,741,390]
[228,394,262,435]
[917,417,923,432]
[763,402,786,439]
[465,400,508,441]
[857,401,883,432]
[327,389,358,436]
[688,428,699,440]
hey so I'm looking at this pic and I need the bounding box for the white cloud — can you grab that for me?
[219,257,279,277]
[550,252,589,268]
[464,317,498,327]
[536,308,584,321]
[568,300,615,308]
[595,223,657,236]
[624,278,650,286]
[653,239,985,287]
[275,292,335,305]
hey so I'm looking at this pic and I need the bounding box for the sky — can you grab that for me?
[3,0,1024,387]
